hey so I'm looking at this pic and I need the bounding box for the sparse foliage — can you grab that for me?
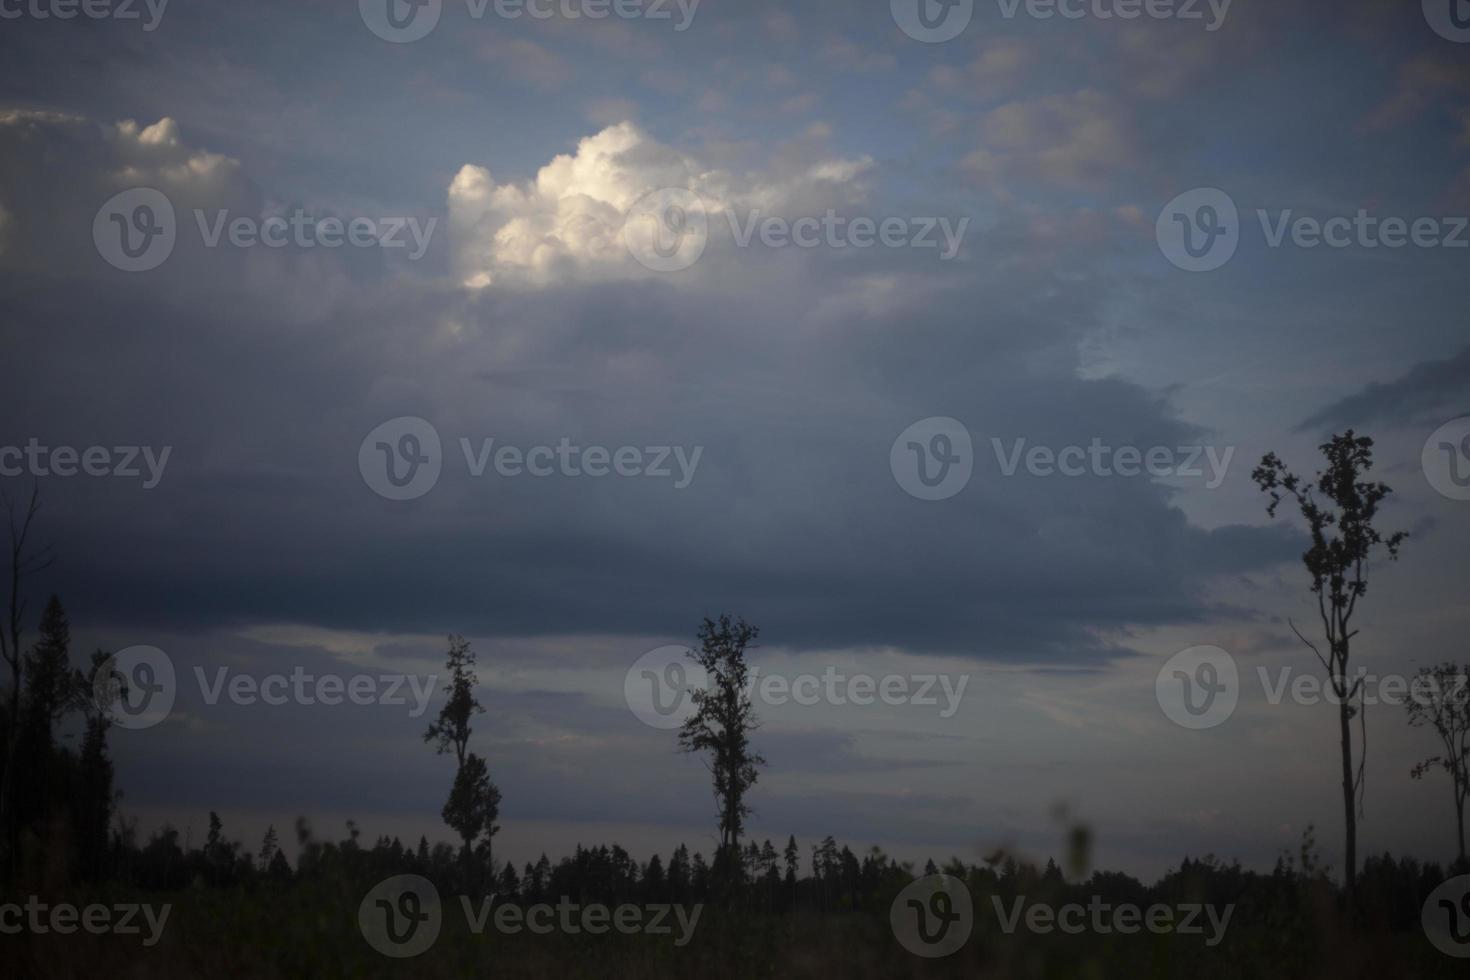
[678,615,765,892]
[1253,432,1407,905]
[1406,662,1470,865]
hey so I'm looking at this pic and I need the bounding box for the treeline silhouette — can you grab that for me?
[0,593,115,887]
[1,485,1469,977]
[47,805,1470,975]
[102,810,1464,931]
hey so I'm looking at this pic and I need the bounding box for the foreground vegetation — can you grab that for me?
[1,814,1465,978]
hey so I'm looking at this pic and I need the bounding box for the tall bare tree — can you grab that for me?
[0,486,51,875]
[1406,662,1470,867]
[1253,432,1407,906]
[678,614,765,893]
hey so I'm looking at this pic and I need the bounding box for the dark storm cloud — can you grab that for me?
[1297,344,1470,434]
[0,111,1294,667]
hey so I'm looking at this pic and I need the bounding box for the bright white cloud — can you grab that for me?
[447,121,872,287]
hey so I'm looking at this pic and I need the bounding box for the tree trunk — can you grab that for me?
[1338,693,1356,908]
[0,635,19,876]
[1456,785,1466,866]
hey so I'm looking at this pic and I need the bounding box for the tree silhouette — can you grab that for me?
[1406,662,1470,866]
[0,486,51,875]
[1253,432,1407,906]
[15,597,86,844]
[75,650,116,881]
[677,615,765,895]
[424,635,481,767]
[258,825,280,870]
[424,634,501,884]
[443,751,501,871]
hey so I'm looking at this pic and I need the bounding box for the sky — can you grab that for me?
[0,0,1468,881]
